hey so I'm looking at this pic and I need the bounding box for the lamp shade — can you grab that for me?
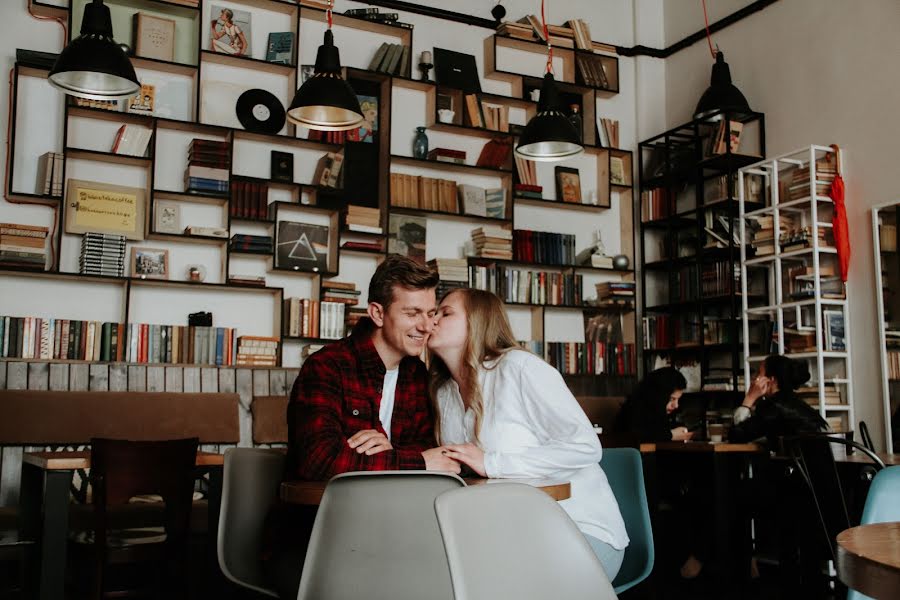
[693,51,751,120]
[48,0,140,100]
[287,29,364,131]
[515,73,583,162]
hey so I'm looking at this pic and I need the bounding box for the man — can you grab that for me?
[286,254,459,478]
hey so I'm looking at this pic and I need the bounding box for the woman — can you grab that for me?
[730,354,827,444]
[617,366,693,442]
[427,288,628,580]
[211,9,247,56]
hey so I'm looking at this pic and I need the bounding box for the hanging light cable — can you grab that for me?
[286,0,364,131]
[693,0,752,120]
[48,0,140,100]
[514,0,583,162]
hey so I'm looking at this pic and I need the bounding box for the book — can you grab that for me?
[459,184,487,217]
[266,32,294,64]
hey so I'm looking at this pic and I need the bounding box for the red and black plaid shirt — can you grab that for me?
[286,318,435,480]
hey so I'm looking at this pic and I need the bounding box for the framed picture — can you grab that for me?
[129,83,155,114]
[270,151,294,183]
[265,31,294,64]
[65,179,146,240]
[823,309,846,351]
[154,202,181,234]
[276,221,330,272]
[210,5,251,57]
[131,247,169,279]
[300,64,316,84]
[555,166,582,204]
[132,12,176,62]
[347,95,377,143]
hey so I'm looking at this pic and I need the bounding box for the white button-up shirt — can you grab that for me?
[435,349,629,549]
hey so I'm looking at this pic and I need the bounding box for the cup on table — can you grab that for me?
[708,423,726,443]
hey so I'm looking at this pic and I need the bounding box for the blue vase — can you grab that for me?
[413,127,429,159]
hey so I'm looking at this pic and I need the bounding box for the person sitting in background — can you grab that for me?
[617,366,693,442]
[730,354,827,445]
[427,288,629,580]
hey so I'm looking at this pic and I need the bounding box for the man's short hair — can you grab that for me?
[368,255,439,309]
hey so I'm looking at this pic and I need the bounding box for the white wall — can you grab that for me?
[662,0,900,448]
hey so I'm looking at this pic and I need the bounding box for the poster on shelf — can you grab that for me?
[210,5,251,57]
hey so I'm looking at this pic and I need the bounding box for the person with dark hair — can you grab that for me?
[264,255,457,598]
[617,366,693,442]
[730,354,827,444]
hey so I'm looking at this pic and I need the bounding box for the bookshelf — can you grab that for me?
[3,0,635,393]
[738,145,855,434]
[873,200,900,452]
[638,109,765,420]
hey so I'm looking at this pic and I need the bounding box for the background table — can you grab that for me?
[837,522,900,599]
[20,450,223,600]
[281,477,571,505]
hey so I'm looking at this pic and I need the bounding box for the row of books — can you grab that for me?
[345,205,382,234]
[368,42,411,76]
[785,157,836,201]
[0,222,48,271]
[36,152,64,197]
[471,226,512,260]
[284,298,346,340]
[111,124,153,157]
[463,95,510,132]
[544,341,637,376]
[321,280,360,305]
[513,229,577,266]
[126,324,238,366]
[575,54,610,89]
[640,188,675,222]
[705,120,743,156]
[642,315,673,350]
[473,265,584,306]
[779,226,830,252]
[390,173,459,213]
[427,148,467,165]
[749,213,794,255]
[80,232,126,277]
[597,118,620,148]
[514,156,538,187]
[186,139,230,195]
[428,258,468,285]
[236,336,279,367]
[0,317,122,361]
[596,281,635,301]
[798,384,844,406]
[229,180,270,220]
[508,16,595,51]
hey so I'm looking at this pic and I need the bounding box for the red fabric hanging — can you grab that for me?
[829,145,850,282]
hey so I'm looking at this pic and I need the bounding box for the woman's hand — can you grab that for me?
[443,443,486,477]
[744,375,768,407]
[671,426,694,441]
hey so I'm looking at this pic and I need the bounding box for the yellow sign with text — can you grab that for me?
[65,180,145,240]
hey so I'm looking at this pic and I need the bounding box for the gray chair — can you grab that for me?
[217,448,285,597]
[434,483,618,600]
[296,470,465,600]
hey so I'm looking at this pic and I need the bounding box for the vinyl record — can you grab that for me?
[236,89,286,135]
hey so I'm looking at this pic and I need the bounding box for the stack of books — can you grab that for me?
[514,183,543,201]
[471,226,513,260]
[496,20,537,41]
[80,233,125,277]
[595,281,636,302]
[346,205,382,234]
[750,214,794,256]
[0,223,49,270]
[346,307,368,330]
[228,274,266,287]
[798,384,843,406]
[229,234,272,254]
[346,7,411,28]
[35,152,64,197]
[427,148,466,165]
[429,258,468,299]
[321,280,361,306]
[236,335,278,367]
[185,139,230,196]
[779,226,829,252]
[786,158,836,200]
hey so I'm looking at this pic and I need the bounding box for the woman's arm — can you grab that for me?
[236,30,248,55]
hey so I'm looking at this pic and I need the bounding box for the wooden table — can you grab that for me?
[281,477,571,505]
[836,452,900,466]
[837,522,900,599]
[20,451,224,600]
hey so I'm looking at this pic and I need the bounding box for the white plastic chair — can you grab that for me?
[217,448,285,597]
[434,483,618,600]
[297,470,466,600]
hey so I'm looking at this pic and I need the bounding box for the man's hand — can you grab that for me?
[671,426,694,442]
[422,447,461,474]
[443,443,486,477]
[347,430,392,455]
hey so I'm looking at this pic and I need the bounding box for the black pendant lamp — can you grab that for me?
[49,0,140,100]
[693,52,752,120]
[514,1,582,162]
[286,3,363,131]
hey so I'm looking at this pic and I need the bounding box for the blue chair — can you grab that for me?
[600,447,654,593]
[847,466,900,600]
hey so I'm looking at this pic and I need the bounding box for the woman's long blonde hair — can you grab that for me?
[428,288,519,444]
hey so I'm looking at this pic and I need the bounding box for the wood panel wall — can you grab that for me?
[0,360,297,506]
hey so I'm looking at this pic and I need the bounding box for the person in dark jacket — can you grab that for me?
[618,366,693,442]
[730,354,828,444]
